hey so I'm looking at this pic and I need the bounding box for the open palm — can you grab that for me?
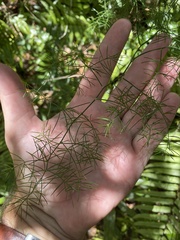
[1,19,180,240]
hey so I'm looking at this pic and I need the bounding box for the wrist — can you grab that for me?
[0,223,26,239]
[2,205,59,240]
[2,201,82,240]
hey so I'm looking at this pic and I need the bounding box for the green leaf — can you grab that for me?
[135,196,174,205]
[133,213,168,222]
[137,180,179,191]
[142,172,180,184]
[134,221,166,229]
[146,162,180,170]
[0,197,5,205]
[134,190,177,199]
[150,155,180,163]
[103,209,117,240]
[135,228,164,238]
[135,204,171,214]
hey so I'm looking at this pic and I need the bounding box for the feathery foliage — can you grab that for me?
[0,0,179,239]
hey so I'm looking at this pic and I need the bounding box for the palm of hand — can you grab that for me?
[1,19,179,239]
[11,98,143,237]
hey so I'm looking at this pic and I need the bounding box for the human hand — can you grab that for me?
[1,19,180,240]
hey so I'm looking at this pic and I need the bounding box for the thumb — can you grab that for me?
[0,64,37,141]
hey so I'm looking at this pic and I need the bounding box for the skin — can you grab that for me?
[1,19,180,240]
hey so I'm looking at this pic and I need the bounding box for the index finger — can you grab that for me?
[74,19,132,99]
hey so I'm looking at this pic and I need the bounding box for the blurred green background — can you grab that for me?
[0,0,179,239]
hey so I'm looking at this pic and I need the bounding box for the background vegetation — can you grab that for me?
[0,0,179,239]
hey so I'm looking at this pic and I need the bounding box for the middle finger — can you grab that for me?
[109,34,171,117]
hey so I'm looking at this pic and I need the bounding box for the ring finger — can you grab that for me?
[122,59,180,137]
